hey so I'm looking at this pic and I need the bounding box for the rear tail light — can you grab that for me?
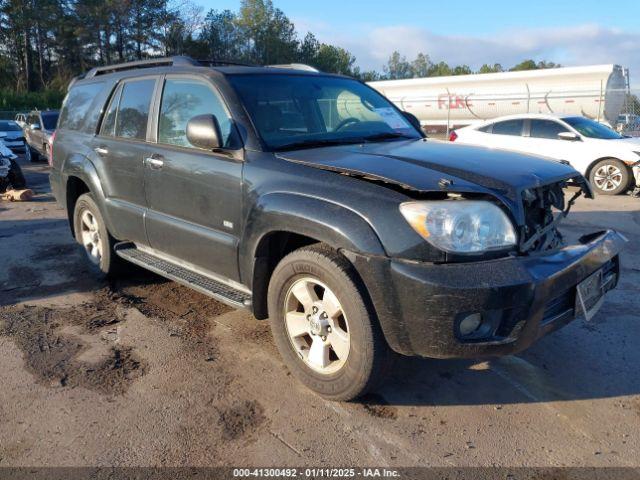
[48,131,56,166]
[449,131,458,142]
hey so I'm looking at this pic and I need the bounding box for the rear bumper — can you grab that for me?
[348,230,626,358]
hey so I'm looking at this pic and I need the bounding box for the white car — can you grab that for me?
[451,114,640,195]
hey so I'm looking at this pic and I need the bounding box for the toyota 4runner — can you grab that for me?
[49,57,626,400]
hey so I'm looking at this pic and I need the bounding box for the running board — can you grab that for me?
[115,243,251,309]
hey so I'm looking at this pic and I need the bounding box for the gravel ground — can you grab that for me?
[0,156,638,468]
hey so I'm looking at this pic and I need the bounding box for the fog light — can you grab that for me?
[459,313,482,336]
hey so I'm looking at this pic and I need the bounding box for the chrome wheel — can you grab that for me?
[593,164,623,192]
[79,209,103,265]
[284,277,350,374]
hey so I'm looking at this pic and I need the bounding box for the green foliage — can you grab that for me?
[0,88,65,110]
[510,59,561,71]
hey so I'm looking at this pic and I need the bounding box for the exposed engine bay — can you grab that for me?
[518,177,591,253]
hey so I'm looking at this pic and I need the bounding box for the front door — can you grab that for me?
[92,76,159,244]
[143,75,244,282]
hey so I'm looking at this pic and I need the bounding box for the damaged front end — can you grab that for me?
[517,175,593,254]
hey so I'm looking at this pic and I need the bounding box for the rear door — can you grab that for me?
[92,76,159,245]
[522,118,584,167]
[485,119,526,152]
[143,74,244,281]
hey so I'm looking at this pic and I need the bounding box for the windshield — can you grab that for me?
[41,112,59,131]
[227,74,420,150]
[564,116,622,139]
[0,121,21,131]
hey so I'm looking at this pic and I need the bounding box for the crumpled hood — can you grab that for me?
[278,139,585,224]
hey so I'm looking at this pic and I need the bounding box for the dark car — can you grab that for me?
[24,110,59,162]
[49,57,625,400]
[0,120,27,154]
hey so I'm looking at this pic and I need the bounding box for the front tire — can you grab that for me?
[73,193,122,277]
[27,146,39,163]
[268,244,392,401]
[589,159,631,195]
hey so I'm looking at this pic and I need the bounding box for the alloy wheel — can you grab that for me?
[284,277,350,374]
[79,209,103,265]
[593,164,623,192]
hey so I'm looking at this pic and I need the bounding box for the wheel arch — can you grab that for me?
[242,193,385,320]
[63,155,110,236]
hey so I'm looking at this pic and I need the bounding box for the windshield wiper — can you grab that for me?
[275,138,361,151]
[360,132,416,142]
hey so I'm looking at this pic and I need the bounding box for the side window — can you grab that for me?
[28,114,40,128]
[158,78,236,149]
[492,120,524,136]
[58,82,105,131]
[478,124,493,133]
[100,84,123,137]
[529,120,569,139]
[116,79,155,140]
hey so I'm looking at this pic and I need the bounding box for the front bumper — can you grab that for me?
[348,230,626,358]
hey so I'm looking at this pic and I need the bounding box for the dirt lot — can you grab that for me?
[0,157,639,468]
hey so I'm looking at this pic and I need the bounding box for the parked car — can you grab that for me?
[450,114,640,195]
[0,120,27,154]
[14,113,28,129]
[49,57,625,400]
[24,110,59,162]
[0,133,26,192]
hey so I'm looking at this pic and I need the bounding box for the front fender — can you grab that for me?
[240,192,386,286]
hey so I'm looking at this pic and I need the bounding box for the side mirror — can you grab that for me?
[402,111,424,135]
[30,123,41,130]
[557,131,580,141]
[186,114,222,150]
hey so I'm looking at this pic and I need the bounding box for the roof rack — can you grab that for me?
[80,57,321,81]
[84,56,199,78]
[267,63,320,72]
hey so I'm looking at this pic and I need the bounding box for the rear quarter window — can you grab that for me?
[58,82,105,132]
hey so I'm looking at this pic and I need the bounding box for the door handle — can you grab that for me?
[145,155,164,170]
[94,146,109,156]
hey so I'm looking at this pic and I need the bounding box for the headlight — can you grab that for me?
[399,200,517,253]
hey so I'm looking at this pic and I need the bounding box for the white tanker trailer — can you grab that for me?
[367,65,627,132]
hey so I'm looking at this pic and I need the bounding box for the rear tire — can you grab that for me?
[589,159,631,195]
[268,243,393,401]
[73,193,123,277]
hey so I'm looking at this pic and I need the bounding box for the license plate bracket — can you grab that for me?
[576,268,605,321]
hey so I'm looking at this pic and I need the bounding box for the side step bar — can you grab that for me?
[115,243,252,309]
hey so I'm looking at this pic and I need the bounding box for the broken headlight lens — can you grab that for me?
[399,200,517,253]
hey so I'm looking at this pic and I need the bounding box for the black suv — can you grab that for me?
[49,57,625,400]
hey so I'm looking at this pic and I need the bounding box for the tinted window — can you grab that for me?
[529,120,569,139]
[0,121,21,131]
[563,116,622,139]
[478,124,492,133]
[41,112,59,131]
[492,120,524,136]
[28,114,40,127]
[158,79,236,148]
[58,82,104,131]
[114,79,155,140]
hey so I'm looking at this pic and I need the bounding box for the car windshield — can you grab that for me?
[41,112,59,131]
[0,121,22,131]
[227,74,420,150]
[564,116,622,139]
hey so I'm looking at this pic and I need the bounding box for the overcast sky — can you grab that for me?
[200,0,640,86]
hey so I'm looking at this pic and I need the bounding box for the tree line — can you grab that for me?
[0,0,561,110]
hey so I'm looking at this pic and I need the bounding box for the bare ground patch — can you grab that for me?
[217,400,267,440]
[0,294,145,394]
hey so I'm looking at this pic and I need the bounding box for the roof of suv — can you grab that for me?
[74,56,342,86]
